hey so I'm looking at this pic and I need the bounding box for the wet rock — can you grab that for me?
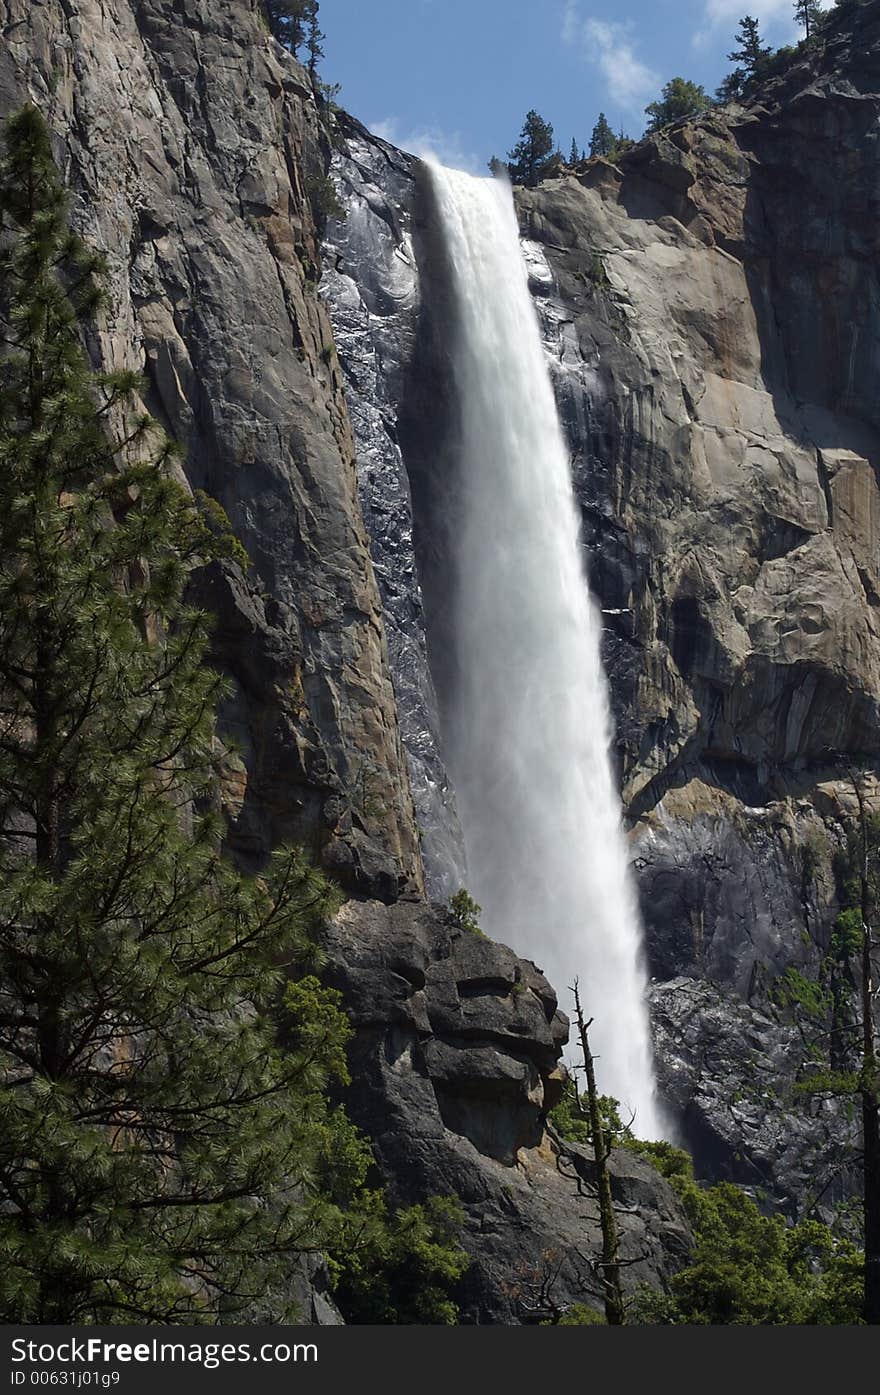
[651,976,859,1219]
[321,114,466,899]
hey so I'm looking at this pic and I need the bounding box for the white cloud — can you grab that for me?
[562,9,661,117]
[695,0,833,48]
[369,117,484,175]
[561,0,581,47]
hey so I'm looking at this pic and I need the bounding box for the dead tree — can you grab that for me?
[571,979,625,1325]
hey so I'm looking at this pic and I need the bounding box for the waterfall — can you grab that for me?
[426,161,663,1139]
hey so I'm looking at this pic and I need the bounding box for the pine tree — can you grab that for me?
[263,0,309,50]
[487,155,509,178]
[0,105,381,1324]
[507,110,555,187]
[304,0,325,75]
[569,137,579,166]
[644,78,712,133]
[589,112,616,159]
[716,69,746,104]
[793,0,824,39]
[727,16,771,77]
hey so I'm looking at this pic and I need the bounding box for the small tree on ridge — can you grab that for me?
[644,77,712,133]
[507,110,556,187]
[589,113,616,159]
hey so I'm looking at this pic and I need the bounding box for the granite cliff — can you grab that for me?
[0,0,422,903]
[323,0,880,1218]
[0,0,689,1321]
[2,0,877,1323]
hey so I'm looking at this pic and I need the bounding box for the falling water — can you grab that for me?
[427,162,663,1138]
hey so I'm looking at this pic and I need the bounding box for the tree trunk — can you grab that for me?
[573,982,624,1326]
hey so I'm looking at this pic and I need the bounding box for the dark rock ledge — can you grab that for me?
[324,899,691,1323]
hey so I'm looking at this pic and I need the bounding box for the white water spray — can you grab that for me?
[427,162,663,1138]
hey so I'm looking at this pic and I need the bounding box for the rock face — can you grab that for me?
[321,115,466,899]
[0,0,691,1322]
[324,899,690,1322]
[6,0,877,1325]
[319,1,880,1213]
[514,3,880,1207]
[0,0,422,901]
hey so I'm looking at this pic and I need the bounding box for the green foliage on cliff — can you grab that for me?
[624,1138,694,1181]
[549,1075,630,1148]
[331,1196,469,1324]
[772,813,879,1080]
[793,0,824,38]
[727,16,772,77]
[448,888,484,935]
[645,78,712,132]
[263,1,309,50]
[589,113,616,159]
[262,1,325,75]
[557,1303,607,1325]
[632,1178,864,1325]
[305,172,346,231]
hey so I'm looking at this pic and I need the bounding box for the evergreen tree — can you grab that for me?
[716,69,747,104]
[0,105,383,1324]
[632,1177,864,1325]
[569,137,579,166]
[263,0,309,50]
[727,16,771,77]
[793,0,824,38]
[644,77,712,133]
[487,154,509,178]
[848,775,880,1324]
[507,110,555,187]
[589,112,616,159]
[304,0,325,75]
[331,1197,468,1324]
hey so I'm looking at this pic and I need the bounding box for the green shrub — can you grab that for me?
[330,1196,469,1324]
[448,888,484,935]
[624,1138,694,1181]
[634,1177,864,1325]
[306,172,346,229]
[549,1076,629,1148]
[557,1303,606,1325]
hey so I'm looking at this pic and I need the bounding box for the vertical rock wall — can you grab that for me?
[0,0,423,898]
[321,115,465,898]
[320,3,880,1213]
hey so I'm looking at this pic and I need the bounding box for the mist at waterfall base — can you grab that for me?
[426,161,665,1141]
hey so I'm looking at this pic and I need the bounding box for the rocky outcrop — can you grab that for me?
[0,0,422,900]
[324,899,691,1322]
[652,976,859,1216]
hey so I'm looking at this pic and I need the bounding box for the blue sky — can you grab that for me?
[317,0,832,171]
